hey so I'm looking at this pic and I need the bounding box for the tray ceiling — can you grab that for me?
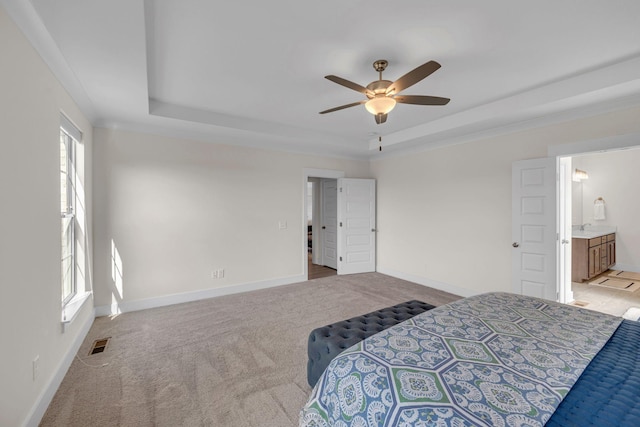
[4,0,640,158]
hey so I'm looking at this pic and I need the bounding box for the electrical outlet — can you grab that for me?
[217,268,224,278]
[211,269,225,279]
[33,355,39,381]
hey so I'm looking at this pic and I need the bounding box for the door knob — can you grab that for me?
[512,242,520,248]
[561,239,569,244]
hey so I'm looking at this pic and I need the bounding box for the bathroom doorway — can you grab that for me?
[555,138,640,315]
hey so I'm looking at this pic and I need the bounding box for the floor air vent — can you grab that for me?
[89,337,111,355]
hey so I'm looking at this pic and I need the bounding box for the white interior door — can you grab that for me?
[512,158,558,301]
[337,178,376,275]
[321,179,337,269]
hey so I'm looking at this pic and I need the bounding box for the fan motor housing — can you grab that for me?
[366,80,392,98]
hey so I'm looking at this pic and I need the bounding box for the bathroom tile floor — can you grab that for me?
[571,275,640,317]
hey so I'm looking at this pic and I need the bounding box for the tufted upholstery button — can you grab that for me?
[306,300,436,387]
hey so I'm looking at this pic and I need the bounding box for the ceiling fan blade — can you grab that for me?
[374,113,387,124]
[325,75,373,96]
[319,100,366,114]
[386,61,441,95]
[394,95,450,106]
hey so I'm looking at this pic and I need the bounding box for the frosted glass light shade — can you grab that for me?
[365,96,396,115]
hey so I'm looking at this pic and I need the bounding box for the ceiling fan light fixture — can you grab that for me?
[321,59,448,120]
[365,95,396,115]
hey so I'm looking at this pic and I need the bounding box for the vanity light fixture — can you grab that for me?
[573,168,589,182]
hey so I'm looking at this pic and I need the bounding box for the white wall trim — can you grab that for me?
[0,0,97,123]
[303,168,345,180]
[376,266,478,299]
[23,307,95,427]
[94,274,306,317]
[548,132,640,157]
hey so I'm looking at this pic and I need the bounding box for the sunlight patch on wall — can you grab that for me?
[110,239,124,315]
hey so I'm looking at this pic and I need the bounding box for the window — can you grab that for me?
[60,127,76,304]
[60,115,82,307]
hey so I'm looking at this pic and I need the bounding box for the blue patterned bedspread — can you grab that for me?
[299,292,621,427]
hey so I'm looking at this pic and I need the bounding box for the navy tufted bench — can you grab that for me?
[307,300,436,387]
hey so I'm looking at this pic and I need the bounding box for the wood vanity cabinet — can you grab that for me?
[605,234,616,267]
[572,233,616,282]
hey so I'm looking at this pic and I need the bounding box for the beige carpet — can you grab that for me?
[41,272,461,427]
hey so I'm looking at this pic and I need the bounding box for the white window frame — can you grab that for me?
[60,127,77,306]
[60,114,84,309]
[60,114,92,328]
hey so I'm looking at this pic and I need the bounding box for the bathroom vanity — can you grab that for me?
[572,228,616,282]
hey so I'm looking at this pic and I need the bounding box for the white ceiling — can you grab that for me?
[4,0,640,159]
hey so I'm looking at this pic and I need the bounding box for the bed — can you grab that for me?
[299,292,640,426]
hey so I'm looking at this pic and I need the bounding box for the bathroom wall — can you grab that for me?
[571,178,584,226]
[572,147,640,272]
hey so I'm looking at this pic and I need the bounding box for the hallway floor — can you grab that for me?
[308,253,336,280]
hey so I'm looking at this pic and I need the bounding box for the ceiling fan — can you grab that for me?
[320,59,450,124]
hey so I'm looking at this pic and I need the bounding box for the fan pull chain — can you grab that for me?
[379,136,382,151]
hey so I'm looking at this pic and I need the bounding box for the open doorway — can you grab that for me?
[303,169,377,280]
[307,178,337,280]
[303,168,344,280]
[558,146,640,316]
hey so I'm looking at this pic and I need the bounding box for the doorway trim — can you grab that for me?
[303,168,345,280]
[548,131,640,303]
[548,133,640,157]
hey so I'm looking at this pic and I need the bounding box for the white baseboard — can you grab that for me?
[376,266,477,298]
[95,274,307,317]
[24,306,95,427]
